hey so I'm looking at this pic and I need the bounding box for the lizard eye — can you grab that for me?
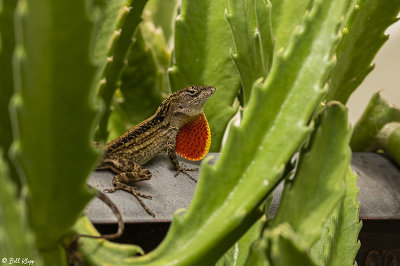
[187,87,198,96]
[178,105,183,109]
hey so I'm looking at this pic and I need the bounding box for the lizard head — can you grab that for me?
[163,85,216,128]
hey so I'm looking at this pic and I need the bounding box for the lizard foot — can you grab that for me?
[104,184,155,218]
[174,167,198,182]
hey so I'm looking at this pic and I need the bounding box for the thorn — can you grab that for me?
[108,29,122,49]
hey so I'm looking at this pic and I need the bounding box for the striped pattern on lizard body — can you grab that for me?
[96,85,216,217]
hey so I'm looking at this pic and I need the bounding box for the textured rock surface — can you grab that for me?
[86,152,400,223]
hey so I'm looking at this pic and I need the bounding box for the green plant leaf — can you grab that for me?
[311,168,362,265]
[74,216,143,265]
[225,0,274,104]
[268,224,318,266]
[0,152,41,263]
[350,92,400,151]
[243,238,270,266]
[270,102,351,247]
[216,215,267,266]
[131,0,348,264]
[107,30,161,139]
[0,0,19,187]
[91,0,130,69]
[108,103,133,141]
[144,0,178,43]
[245,224,318,266]
[377,122,400,166]
[108,20,172,140]
[270,0,314,52]
[326,169,361,265]
[11,0,99,262]
[139,21,171,95]
[90,0,131,141]
[310,207,339,265]
[95,0,148,142]
[168,0,241,151]
[326,0,400,103]
[216,197,272,266]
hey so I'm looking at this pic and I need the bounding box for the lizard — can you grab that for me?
[96,85,216,217]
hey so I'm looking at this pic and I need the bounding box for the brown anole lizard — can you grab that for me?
[96,85,216,217]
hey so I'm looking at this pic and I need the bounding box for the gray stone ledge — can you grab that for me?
[85,152,400,224]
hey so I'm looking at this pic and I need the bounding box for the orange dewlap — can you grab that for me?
[175,112,211,161]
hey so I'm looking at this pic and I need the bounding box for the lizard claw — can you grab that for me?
[184,167,198,172]
[103,188,116,193]
[174,167,198,182]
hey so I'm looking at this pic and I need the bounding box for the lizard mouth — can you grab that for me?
[205,86,216,96]
[188,86,216,108]
[199,86,216,103]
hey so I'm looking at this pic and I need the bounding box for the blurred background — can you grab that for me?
[348,17,400,124]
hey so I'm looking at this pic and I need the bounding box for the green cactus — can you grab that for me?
[95,0,148,142]
[10,0,99,263]
[326,0,400,103]
[216,213,268,266]
[377,122,400,165]
[73,216,144,265]
[270,102,351,247]
[1,0,399,265]
[270,0,314,52]
[245,223,319,266]
[0,152,41,264]
[311,169,362,266]
[108,19,172,140]
[351,92,400,165]
[351,92,400,151]
[0,0,19,187]
[168,0,241,152]
[144,0,178,43]
[240,102,355,265]
[225,0,274,104]
[129,0,349,264]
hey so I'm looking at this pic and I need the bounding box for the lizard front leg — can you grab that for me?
[167,127,198,182]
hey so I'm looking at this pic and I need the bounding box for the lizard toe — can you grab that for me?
[103,188,116,193]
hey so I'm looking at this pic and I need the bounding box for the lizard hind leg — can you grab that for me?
[104,162,155,217]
